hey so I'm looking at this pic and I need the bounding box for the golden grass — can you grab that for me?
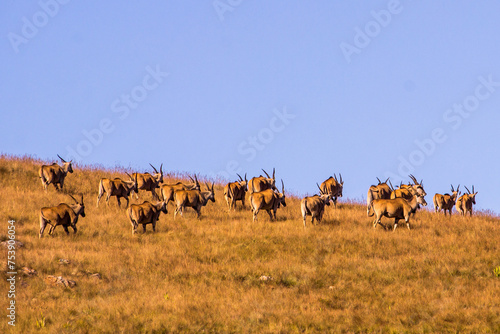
[1,155,500,333]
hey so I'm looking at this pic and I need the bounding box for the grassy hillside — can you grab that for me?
[1,155,499,333]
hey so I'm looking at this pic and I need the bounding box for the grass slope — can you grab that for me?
[1,155,499,333]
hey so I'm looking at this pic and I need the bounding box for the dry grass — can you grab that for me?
[1,155,500,333]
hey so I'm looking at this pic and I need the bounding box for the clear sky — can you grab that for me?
[2,1,500,213]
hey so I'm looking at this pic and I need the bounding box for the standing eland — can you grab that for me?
[248,168,277,194]
[173,182,215,219]
[301,183,333,227]
[38,155,73,191]
[433,184,460,216]
[456,185,478,216]
[127,201,168,234]
[39,194,85,238]
[224,173,248,211]
[368,193,427,231]
[160,174,200,206]
[96,173,138,208]
[133,163,163,200]
[249,180,286,222]
[319,174,343,207]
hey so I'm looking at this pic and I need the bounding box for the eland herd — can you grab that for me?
[36,155,478,237]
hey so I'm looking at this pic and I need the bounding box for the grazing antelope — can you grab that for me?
[39,194,85,238]
[456,185,478,216]
[127,201,168,234]
[132,163,163,200]
[301,183,333,227]
[38,155,73,191]
[320,174,343,207]
[433,185,460,215]
[368,194,427,231]
[173,182,215,219]
[248,168,277,194]
[366,177,392,215]
[96,173,138,208]
[224,173,248,211]
[249,180,286,222]
[160,174,200,206]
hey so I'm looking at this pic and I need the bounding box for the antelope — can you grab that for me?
[456,185,478,216]
[127,201,168,235]
[248,168,277,194]
[249,180,286,222]
[39,194,85,238]
[368,193,427,231]
[433,185,460,215]
[132,163,163,200]
[319,174,343,207]
[366,177,392,215]
[96,173,138,208]
[390,184,424,219]
[409,174,426,197]
[173,182,215,219]
[160,174,200,206]
[301,183,333,227]
[38,155,73,191]
[390,175,427,200]
[391,185,413,200]
[224,173,248,211]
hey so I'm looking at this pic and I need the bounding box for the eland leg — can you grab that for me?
[63,225,70,235]
[393,218,400,231]
[252,209,259,222]
[39,216,48,238]
[48,225,56,235]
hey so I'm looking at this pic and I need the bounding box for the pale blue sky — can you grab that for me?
[2,1,500,213]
